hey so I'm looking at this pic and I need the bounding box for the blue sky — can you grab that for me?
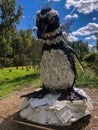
[16,0,98,46]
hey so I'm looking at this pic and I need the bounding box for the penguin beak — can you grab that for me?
[41,24,48,37]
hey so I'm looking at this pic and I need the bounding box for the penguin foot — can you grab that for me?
[35,88,50,99]
[20,88,50,99]
[57,91,71,101]
[57,88,87,101]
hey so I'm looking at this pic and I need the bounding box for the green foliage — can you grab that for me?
[31,40,42,66]
[0,0,23,67]
[83,52,98,62]
[76,61,98,88]
[0,0,22,26]
[12,29,42,67]
[69,40,89,60]
[95,32,98,51]
[83,52,98,76]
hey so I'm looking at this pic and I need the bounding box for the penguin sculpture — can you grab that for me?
[20,7,93,126]
[21,7,85,101]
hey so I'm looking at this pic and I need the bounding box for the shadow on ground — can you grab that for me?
[0,112,91,130]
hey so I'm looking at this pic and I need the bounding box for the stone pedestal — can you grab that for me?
[20,88,93,126]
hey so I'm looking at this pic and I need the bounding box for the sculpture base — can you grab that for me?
[20,88,93,126]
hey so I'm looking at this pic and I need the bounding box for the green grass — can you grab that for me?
[76,62,98,88]
[0,62,98,97]
[0,66,40,97]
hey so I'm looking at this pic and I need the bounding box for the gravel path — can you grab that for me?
[0,86,98,130]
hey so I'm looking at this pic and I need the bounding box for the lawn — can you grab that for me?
[0,66,40,97]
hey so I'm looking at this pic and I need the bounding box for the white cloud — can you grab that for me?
[72,23,98,36]
[85,35,96,40]
[68,33,78,42]
[65,0,98,14]
[63,32,78,42]
[22,16,26,18]
[93,17,97,21]
[63,32,68,39]
[88,44,94,47]
[65,14,79,20]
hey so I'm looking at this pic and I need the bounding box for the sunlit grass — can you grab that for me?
[0,63,98,97]
[0,66,34,81]
[0,66,40,97]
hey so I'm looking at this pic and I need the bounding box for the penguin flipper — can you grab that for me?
[67,45,85,73]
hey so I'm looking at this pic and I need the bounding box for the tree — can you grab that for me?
[12,29,39,67]
[62,19,74,41]
[0,0,22,66]
[69,40,89,60]
[62,20,73,34]
[95,32,98,51]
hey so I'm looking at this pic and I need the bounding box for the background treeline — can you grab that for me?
[0,0,43,68]
[0,0,98,68]
[0,28,42,67]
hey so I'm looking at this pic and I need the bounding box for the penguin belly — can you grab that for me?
[40,49,75,90]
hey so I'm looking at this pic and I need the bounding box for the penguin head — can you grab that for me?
[36,8,60,39]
